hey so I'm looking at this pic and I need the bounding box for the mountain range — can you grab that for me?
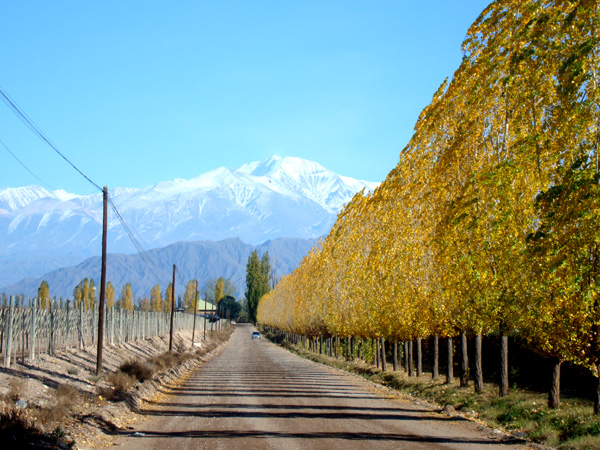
[2,237,317,300]
[0,156,377,297]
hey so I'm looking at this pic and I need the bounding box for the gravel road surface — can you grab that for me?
[107,324,532,450]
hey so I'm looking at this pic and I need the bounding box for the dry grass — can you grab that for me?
[101,371,137,401]
[38,383,83,425]
[0,383,78,449]
[272,332,600,450]
[101,326,235,401]
[0,404,46,448]
[119,359,155,382]
[6,377,25,404]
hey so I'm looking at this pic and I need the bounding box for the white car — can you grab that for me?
[252,331,261,339]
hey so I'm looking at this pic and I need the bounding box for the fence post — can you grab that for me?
[4,296,14,368]
[109,306,114,345]
[91,304,96,345]
[65,300,70,350]
[21,297,26,363]
[79,301,84,350]
[48,300,54,356]
[30,298,37,360]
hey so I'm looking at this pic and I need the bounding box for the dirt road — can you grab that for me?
[106,324,531,450]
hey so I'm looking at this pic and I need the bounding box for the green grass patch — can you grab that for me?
[264,330,600,450]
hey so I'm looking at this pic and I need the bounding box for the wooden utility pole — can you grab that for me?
[191,280,198,346]
[96,186,108,375]
[169,264,176,352]
[203,292,207,340]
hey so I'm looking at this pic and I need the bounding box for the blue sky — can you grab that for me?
[1,1,490,194]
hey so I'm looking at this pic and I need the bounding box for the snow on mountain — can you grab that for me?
[0,156,378,285]
[238,156,379,213]
[0,186,54,212]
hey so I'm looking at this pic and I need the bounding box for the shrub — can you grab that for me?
[104,371,137,400]
[6,378,26,403]
[119,360,154,382]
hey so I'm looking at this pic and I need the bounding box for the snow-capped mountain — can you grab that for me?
[0,156,378,285]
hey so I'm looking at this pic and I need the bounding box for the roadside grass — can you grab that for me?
[0,381,79,449]
[102,326,234,400]
[267,332,600,450]
[0,327,235,448]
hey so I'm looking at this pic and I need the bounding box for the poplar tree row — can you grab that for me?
[258,0,600,412]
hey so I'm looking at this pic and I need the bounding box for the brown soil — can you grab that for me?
[0,327,233,449]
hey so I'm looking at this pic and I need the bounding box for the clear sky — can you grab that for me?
[1,1,490,195]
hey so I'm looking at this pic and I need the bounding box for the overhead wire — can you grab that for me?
[1,84,174,294]
[108,197,164,285]
[0,84,103,192]
[0,138,57,190]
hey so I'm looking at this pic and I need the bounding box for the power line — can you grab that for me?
[0,85,182,295]
[0,84,102,192]
[0,138,57,190]
[107,197,164,285]
[175,266,186,286]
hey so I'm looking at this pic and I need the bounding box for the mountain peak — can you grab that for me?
[0,156,377,275]
[237,155,327,179]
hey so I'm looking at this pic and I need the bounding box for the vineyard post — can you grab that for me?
[192,280,198,346]
[169,264,176,352]
[30,297,37,360]
[49,299,54,356]
[4,296,14,367]
[21,297,26,363]
[79,300,84,350]
[109,306,113,345]
[203,292,207,340]
[65,300,70,351]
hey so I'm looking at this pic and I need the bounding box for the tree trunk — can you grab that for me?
[416,338,422,377]
[432,334,439,379]
[595,362,600,415]
[408,341,414,377]
[460,331,469,388]
[375,338,380,368]
[548,359,562,409]
[404,342,409,373]
[393,340,398,371]
[346,337,351,360]
[500,334,509,397]
[381,337,387,372]
[446,336,453,384]
[474,333,483,393]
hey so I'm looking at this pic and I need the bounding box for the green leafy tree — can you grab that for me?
[245,250,263,324]
[219,295,242,320]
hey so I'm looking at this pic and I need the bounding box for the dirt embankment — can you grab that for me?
[0,326,234,449]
